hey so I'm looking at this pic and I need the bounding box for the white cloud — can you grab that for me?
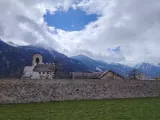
[0,0,160,65]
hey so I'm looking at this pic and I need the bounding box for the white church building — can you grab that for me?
[22,54,55,79]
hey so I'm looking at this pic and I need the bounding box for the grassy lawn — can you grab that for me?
[0,98,160,120]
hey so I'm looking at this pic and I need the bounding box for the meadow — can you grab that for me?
[0,98,160,120]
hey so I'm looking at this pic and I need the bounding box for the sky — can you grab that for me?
[0,0,160,66]
[44,8,98,31]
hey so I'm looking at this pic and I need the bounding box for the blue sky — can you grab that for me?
[43,8,98,31]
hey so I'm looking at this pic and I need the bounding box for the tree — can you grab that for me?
[155,77,160,80]
[129,69,140,80]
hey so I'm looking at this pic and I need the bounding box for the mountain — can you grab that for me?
[72,55,132,77]
[72,55,160,78]
[0,39,89,78]
[72,55,107,72]
[1,39,160,78]
[7,41,19,47]
[134,63,160,78]
[0,40,27,77]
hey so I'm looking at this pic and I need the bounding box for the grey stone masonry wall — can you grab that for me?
[0,79,160,104]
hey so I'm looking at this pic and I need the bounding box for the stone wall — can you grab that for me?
[0,79,160,104]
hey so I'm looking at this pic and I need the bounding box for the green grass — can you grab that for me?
[0,98,160,120]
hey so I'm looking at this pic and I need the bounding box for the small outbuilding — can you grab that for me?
[100,70,124,80]
[71,72,102,79]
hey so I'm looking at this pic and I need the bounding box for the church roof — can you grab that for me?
[33,64,55,72]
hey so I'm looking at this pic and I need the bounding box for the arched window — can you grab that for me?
[36,57,40,64]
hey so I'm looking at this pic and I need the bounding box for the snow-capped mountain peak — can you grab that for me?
[7,41,19,47]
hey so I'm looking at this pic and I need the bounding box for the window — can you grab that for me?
[36,57,40,64]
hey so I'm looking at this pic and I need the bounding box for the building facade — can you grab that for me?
[22,54,55,79]
[100,70,124,80]
[71,72,102,79]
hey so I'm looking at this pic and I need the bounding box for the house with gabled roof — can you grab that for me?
[71,70,124,80]
[99,70,124,80]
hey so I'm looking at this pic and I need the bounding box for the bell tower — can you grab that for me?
[32,54,43,66]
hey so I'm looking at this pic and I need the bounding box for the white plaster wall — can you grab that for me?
[22,66,34,78]
[31,72,41,79]
[32,54,43,66]
[32,72,54,80]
